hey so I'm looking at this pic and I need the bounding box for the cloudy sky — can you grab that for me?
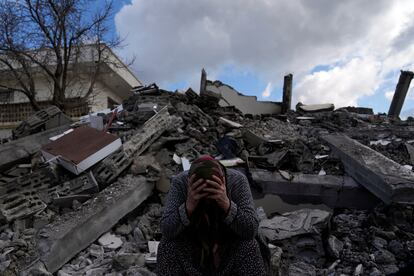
[110,0,414,116]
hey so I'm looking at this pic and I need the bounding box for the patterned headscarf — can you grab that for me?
[188,155,224,182]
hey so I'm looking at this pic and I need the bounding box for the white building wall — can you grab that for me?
[89,81,123,112]
[3,75,124,112]
[3,77,54,103]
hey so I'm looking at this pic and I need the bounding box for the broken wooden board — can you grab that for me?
[322,134,414,204]
[251,169,380,209]
[36,175,153,273]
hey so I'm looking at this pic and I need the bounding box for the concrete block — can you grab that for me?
[0,191,47,222]
[13,106,71,139]
[322,134,414,204]
[0,168,58,222]
[48,171,99,205]
[123,106,172,158]
[259,208,331,241]
[93,149,132,186]
[36,175,153,273]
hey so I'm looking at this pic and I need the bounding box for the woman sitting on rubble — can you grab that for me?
[157,155,266,275]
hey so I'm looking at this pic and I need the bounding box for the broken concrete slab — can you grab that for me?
[36,175,153,273]
[218,117,242,128]
[339,106,374,115]
[296,116,316,120]
[48,171,99,206]
[243,129,283,147]
[327,235,344,258]
[296,103,335,113]
[218,158,245,167]
[259,208,331,241]
[132,83,160,95]
[288,261,316,276]
[0,125,71,171]
[322,134,414,204]
[251,169,380,209]
[51,195,92,208]
[202,70,282,115]
[98,232,123,249]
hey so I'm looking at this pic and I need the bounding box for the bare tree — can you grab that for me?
[0,0,122,111]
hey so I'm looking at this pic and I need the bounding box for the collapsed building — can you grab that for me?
[0,69,414,276]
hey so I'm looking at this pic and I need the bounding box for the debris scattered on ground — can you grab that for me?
[1,72,414,275]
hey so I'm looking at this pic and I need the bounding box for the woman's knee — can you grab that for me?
[157,238,180,257]
[232,239,267,275]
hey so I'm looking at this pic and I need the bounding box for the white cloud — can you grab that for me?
[115,0,414,108]
[262,82,273,98]
[385,91,395,101]
[295,57,380,107]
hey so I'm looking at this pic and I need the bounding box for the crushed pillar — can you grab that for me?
[251,169,380,209]
[36,175,153,273]
[282,74,293,113]
[200,68,207,93]
[322,134,414,204]
[388,70,414,118]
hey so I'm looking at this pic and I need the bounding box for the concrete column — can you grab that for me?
[388,70,414,118]
[200,68,207,94]
[282,74,293,113]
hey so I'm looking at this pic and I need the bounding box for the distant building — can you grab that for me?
[0,45,141,131]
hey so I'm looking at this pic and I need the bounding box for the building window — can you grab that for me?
[0,90,14,103]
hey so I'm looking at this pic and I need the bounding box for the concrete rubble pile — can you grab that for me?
[1,71,414,275]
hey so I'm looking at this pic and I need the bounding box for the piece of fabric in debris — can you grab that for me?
[215,136,240,159]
